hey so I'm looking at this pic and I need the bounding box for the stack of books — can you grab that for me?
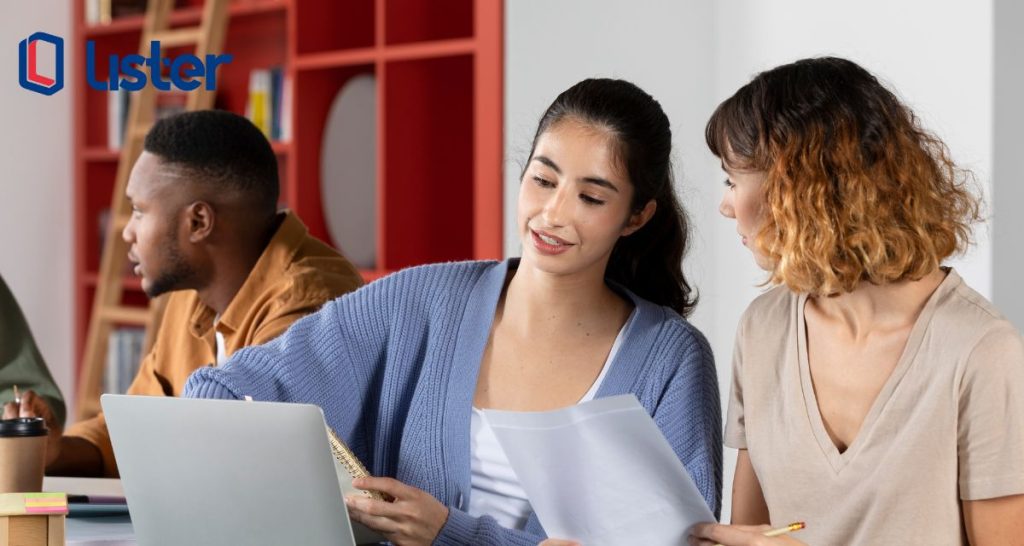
[245,67,290,142]
[104,327,146,394]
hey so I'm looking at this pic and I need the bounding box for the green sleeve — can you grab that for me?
[0,275,66,428]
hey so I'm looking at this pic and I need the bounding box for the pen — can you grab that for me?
[713,522,805,546]
[12,385,21,406]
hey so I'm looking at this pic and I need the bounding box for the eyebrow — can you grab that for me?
[532,155,561,174]
[532,155,620,193]
[581,176,619,192]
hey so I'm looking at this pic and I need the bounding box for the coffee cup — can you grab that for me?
[0,417,48,493]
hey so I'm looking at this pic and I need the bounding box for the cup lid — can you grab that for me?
[0,417,48,437]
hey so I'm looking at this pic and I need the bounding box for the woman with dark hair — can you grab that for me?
[186,78,721,545]
[690,57,1024,545]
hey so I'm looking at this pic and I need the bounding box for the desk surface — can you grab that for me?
[45,476,383,545]
[66,515,135,545]
[42,477,135,544]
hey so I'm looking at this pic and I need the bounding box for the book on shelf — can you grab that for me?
[270,66,283,141]
[85,0,101,25]
[104,327,146,395]
[85,0,148,25]
[245,67,289,142]
[279,69,292,142]
[107,90,187,150]
[107,88,129,151]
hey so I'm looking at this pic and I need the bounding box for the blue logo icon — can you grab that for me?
[19,32,64,95]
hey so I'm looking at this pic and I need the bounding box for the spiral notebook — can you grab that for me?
[325,427,386,502]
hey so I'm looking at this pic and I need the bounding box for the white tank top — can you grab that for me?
[467,324,626,529]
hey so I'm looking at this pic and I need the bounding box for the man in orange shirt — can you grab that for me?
[47,110,363,476]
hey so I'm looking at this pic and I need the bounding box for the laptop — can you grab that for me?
[103,394,380,546]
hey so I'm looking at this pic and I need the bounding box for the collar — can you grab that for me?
[188,211,309,340]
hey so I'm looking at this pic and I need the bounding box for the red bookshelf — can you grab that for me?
[72,0,504,401]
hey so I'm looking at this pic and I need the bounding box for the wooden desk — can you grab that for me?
[42,477,134,544]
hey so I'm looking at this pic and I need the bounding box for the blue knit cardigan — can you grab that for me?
[184,259,722,545]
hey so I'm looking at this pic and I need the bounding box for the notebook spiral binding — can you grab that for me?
[326,426,388,502]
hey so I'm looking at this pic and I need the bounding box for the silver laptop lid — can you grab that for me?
[102,394,357,546]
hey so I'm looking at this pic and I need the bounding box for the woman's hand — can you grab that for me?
[345,476,449,546]
[689,523,806,546]
[3,389,63,466]
[539,540,582,546]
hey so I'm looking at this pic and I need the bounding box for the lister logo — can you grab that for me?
[18,31,233,95]
[86,41,233,91]
[19,32,64,95]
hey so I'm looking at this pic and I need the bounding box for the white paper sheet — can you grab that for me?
[483,394,716,546]
[43,476,125,499]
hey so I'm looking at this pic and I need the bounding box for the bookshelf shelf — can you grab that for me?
[294,48,379,71]
[293,38,478,71]
[81,0,289,37]
[84,142,287,163]
[83,274,144,292]
[381,38,477,61]
[269,141,290,156]
[82,148,121,161]
[72,0,504,403]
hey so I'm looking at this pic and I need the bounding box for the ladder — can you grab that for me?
[76,0,230,421]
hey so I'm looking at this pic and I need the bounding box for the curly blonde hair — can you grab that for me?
[706,57,982,296]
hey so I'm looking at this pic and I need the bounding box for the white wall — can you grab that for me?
[0,2,74,414]
[507,0,996,522]
[993,0,1024,330]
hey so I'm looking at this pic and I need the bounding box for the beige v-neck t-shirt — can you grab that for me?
[725,269,1024,545]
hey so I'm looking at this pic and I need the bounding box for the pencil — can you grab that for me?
[712,522,804,546]
[764,522,805,537]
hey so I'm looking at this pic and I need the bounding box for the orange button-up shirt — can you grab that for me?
[66,211,363,476]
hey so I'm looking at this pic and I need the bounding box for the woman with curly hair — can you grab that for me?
[690,57,1024,545]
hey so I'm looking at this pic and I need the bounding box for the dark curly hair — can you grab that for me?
[144,110,279,218]
[706,57,982,295]
[528,78,697,316]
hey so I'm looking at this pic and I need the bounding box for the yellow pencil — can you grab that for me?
[713,522,804,546]
[764,522,805,537]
